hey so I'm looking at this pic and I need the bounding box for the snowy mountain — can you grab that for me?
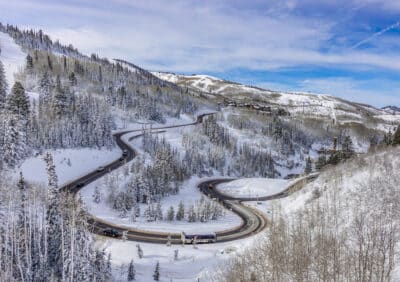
[382,105,400,114]
[153,71,400,130]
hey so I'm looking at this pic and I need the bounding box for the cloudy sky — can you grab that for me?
[1,0,400,107]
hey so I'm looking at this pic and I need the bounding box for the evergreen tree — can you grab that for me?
[315,155,327,171]
[17,172,27,225]
[304,156,312,174]
[167,206,175,221]
[26,54,33,71]
[187,205,196,222]
[392,126,400,146]
[153,261,160,281]
[3,115,26,167]
[52,76,68,117]
[7,82,30,118]
[93,186,102,203]
[342,136,355,159]
[38,72,52,105]
[174,249,179,261]
[155,202,163,221]
[136,244,143,259]
[68,72,77,86]
[127,259,135,281]
[0,59,7,109]
[176,201,185,221]
[43,152,63,278]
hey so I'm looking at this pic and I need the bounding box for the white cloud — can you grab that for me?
[24,0,398,75]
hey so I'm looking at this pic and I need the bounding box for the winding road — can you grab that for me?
[61,114,318,244]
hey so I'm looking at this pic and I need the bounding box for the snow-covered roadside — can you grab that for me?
[0,31,26,90]
[216,178,289,198]
[17,147,121,186]
[80,176,242,233]
[97,229,261,282]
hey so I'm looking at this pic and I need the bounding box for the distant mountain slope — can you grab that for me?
[152,71,400,131]
[382,105,400,113]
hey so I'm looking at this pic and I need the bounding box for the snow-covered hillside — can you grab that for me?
[0,31,26,90]
[217,178,289,198]
[153,72,400,130]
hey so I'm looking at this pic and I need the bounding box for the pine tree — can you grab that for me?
[176,201,185,221]
[136,244,143,259]
[304,156,312,174]
[187,205,196,222]
[392,126,400,146]
[315,155,327,171]
[52,75,68,117]
[17,172,27,225]
[26,54,33,71]
[7,82,30,118]
[155,202,163,221]
[342,136,354,159]
[68,72,77,86]
[153,261,160,281]
[174,249,179,261]
[127,259,135,281]
[0,59,7,109]
[39,72,52,105]
[3,115,26,167]
[167,206,175,221]
[93,186,101,203]
[43,152,63,278]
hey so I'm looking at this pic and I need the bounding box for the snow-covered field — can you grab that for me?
[217,178,289,198]
[80,176,242,233]
[18,147,121,186]
[98,232,260,282]
[0,31,26,90]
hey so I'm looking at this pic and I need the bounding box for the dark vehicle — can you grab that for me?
[181,232,217,244]
[97,166,105,172]
[122,150,128,156]
[102,228,121,238]
[119,157,126,162]
[76,182,85,188]
[208,184,213,190]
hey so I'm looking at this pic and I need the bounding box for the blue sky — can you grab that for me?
[1,0,400,107]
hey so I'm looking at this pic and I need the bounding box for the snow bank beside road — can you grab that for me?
[217,178,289,198]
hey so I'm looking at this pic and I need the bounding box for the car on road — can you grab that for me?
[119,157,126,162]
[76,182,85,188]
[102,228,122,238]
[97,166,105,172]
[122,150,128,156]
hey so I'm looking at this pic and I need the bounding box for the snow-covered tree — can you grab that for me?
[153,261,160,281]
[136,244,143,259]
[127,259,135,281]
[7,82,30,118]
[0,59,7,109]
[176,201,185,221]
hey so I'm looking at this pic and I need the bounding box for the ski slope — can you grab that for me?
[0,31,26,90]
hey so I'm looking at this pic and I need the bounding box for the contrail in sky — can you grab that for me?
[351,20,400,49]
